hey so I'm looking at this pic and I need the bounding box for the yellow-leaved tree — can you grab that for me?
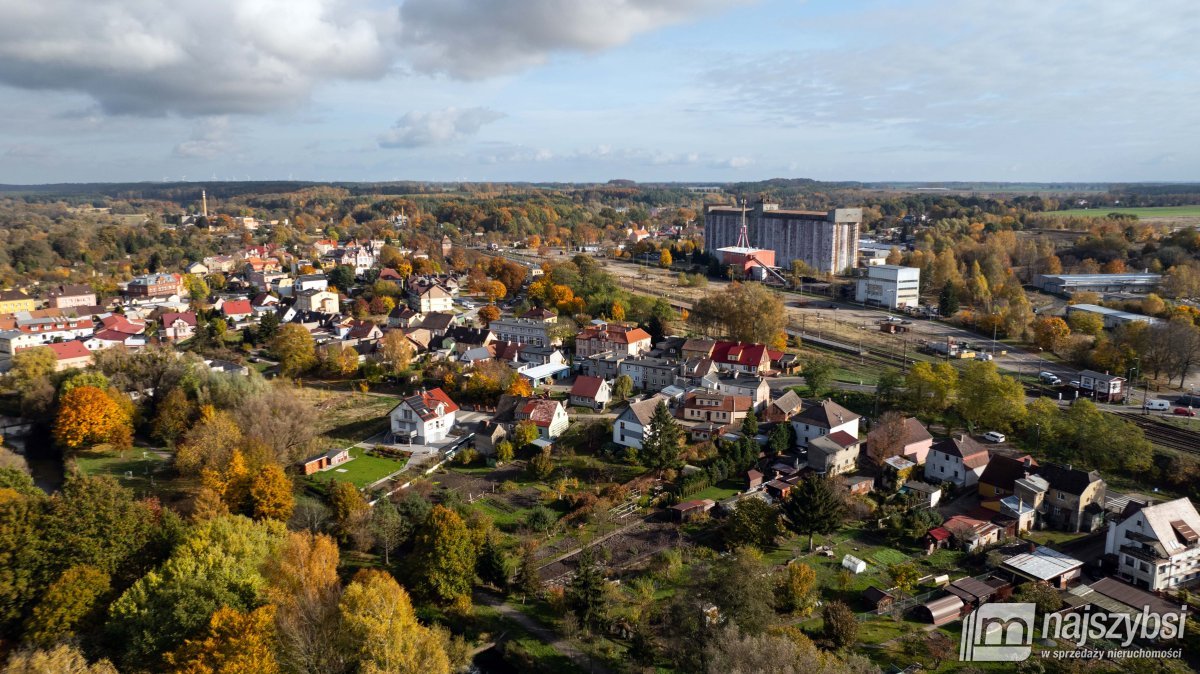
[53,386,131,452]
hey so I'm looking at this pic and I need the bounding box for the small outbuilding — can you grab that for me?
[671,499,716,523]
[862,586,895,611]
[920,594,965,626]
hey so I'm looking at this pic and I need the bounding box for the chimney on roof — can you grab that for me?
[1023,456,1033,468]
[1066,464,1072,471]
[1028,541,1036,553]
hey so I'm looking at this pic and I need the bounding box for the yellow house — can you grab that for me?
[0,290,35,315]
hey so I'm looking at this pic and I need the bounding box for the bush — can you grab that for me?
[454,448,480,466]
[524,506,558,532]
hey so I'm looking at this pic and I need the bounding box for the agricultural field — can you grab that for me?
[1047,205,1200,223]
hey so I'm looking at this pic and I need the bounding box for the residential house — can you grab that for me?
[710,341,771,375]
[389,388,459,444]
[979,454,1038,512]
[791,399,860,448]
[681,338,716,360]
[569,376,612,410]
[580,352,625,380]
[295,289,340,314]
[575,322,652,358]
[411,284,453,313]
[388,305,424,329]
[295,274,329,293]
[521,307,557,321]
[706,372,771,410]
[220,299,254,323]
[250,293,279,315]
[925,434,990,487]
[86,314,147,350]
[807,431,862,476]
[1106,497,1200,590]
[866,416,934,466]
[473,421,508,457]
[489,316,558,347]
[126,273,182,298]
[417,312,457,338]
[46,284,96,309]
[185,261,209,275]
[160,312,197,341]
[516,398,570,440]
[442,326,494,354]
[46,340,93,371]
[942,514,1003,551]
[841,474,875,496]
[518,345,566,367]
[679,356,717,384]
[1037,463,1106,533]
[0,290,36,314]
[680,391,751,429]
[0,315,96,356]
[618,357,679,392]
[762,389,803,423]
[612,395,667,450]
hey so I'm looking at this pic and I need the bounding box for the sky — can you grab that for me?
[0,0,1197,184]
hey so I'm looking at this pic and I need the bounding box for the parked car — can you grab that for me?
[1174,408,1197,417]
[982,431,1006,443]
[1069,380,1081,389]
[1038,371,1061,385]
[975,352,993,361]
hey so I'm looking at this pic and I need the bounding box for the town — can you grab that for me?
[0,178,1198,674]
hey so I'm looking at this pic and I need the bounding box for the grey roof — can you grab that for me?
[1002,546,1083,581]
[1038,462,1102,496]
[621,395,667,425]
[795,399,860,428]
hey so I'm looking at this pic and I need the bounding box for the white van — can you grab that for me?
[1038,371,1061,385]
[1144,399,1171,411]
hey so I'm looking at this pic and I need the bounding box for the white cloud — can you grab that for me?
[173,118,235,159]
[0,0,746,117]
[378,107,504,148]
[400,0,748,78]
[0,0,397,116]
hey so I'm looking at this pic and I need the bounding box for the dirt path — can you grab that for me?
[477,592,611,674]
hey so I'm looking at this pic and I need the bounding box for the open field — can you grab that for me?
[72,446,177,499]
[1047,205,1200,221]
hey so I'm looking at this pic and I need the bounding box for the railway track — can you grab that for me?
[1113,412,1200,454]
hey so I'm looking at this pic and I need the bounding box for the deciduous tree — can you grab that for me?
[53,385,131,452]
[271,324,317,377]
[250,463,294,521]
[339,569,450,674]
[23,565,111,647]
[164,605,280,674]
[411,505,475,604]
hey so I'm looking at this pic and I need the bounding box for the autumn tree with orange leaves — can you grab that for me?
[53,386,131,452]
[164,605,280,674]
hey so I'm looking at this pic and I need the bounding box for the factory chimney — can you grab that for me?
[201,189,208,218]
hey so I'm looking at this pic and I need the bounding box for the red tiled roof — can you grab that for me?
[827,430,861,448]
[927,527,952,541]
[47,340,91,360]
[577,323,651,344]
[400,387,459,421]
[161,312,197,327]
[222,300,253,316]
[711,341,770,367]
[570,376,606,399]
[520,399,563,427]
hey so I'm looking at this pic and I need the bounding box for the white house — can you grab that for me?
[1106,497,1200,590]
[612,395,667,450]
[389,388,459,444]
[413,285,453,313]
[516,398,570,440]
[704,372,771,410]
[807,431,862,476]
[791,399,860,448]
[925,434,990,488]
[569,376,612,410]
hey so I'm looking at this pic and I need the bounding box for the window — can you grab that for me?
[1125,556,1135,567]
[1057,492,1065,501]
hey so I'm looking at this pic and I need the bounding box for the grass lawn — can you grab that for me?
[471,497,531,528]
[73,447,173,497]
[690,480,742,502]
[303,389,399,446]
[1023,529,1087,548]
[305,445,406,489]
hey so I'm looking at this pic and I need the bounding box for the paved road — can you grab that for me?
[476,592,611,674]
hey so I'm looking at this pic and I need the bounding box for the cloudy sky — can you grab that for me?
[0,0,1196,184]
